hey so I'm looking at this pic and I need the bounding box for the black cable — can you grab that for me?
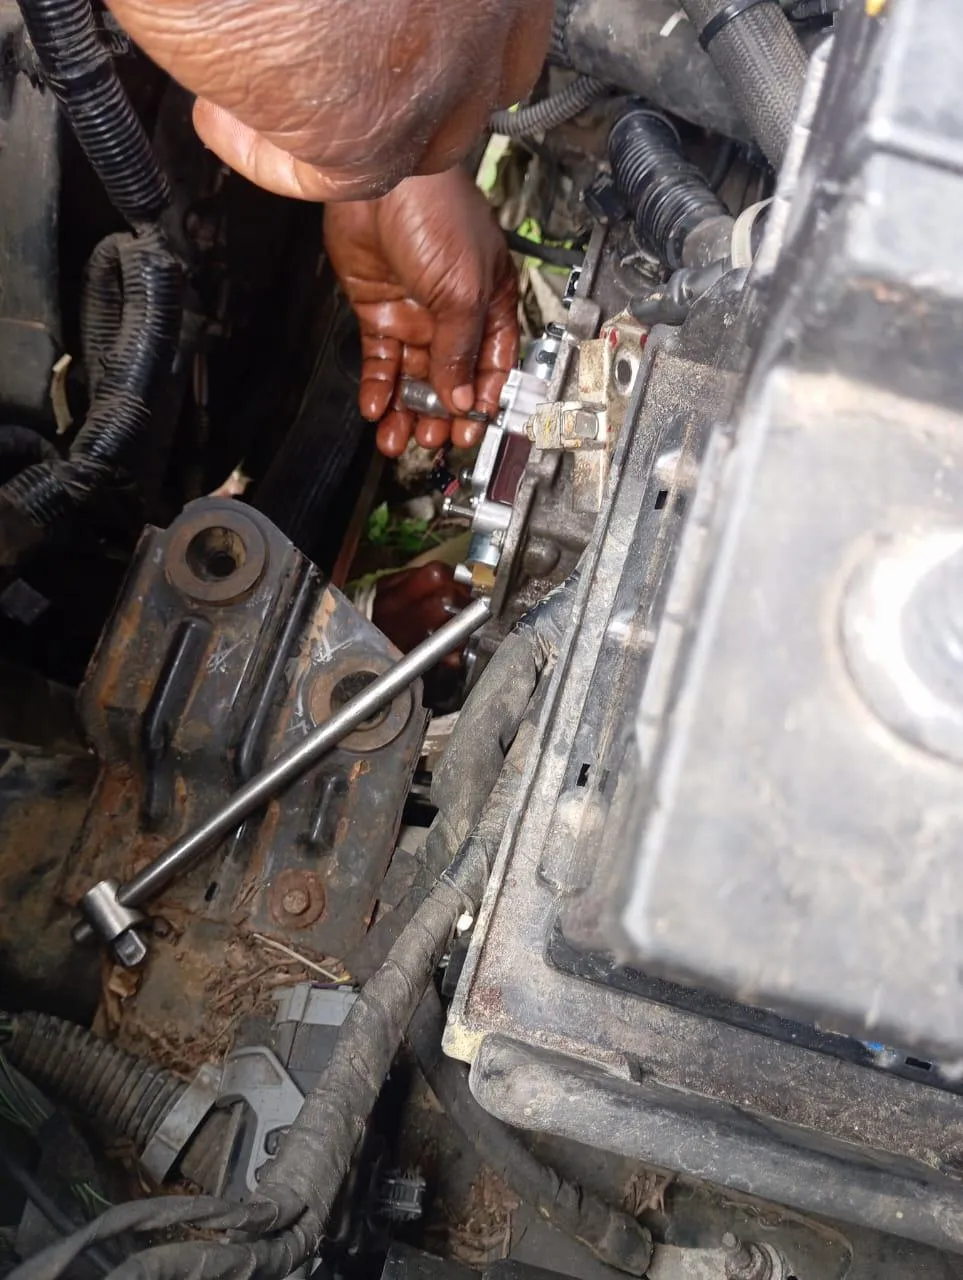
[13,580,582,1280]
[15,0,169,226]
[505,231,584,268]
[0,1147,112,1277]
[6,1196,284,1280]
[0,0,182,571]
[708,138,739,192]
[490,75,608,137]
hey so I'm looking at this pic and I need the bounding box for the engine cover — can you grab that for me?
[446,0,963,1257]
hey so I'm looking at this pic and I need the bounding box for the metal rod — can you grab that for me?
[73,596,491,943]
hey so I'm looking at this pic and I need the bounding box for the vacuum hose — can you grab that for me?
[609,109,731,269]
[0,0,181,569]
[490,74,608,137]
[678,0,807,167]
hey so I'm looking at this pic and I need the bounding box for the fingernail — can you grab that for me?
[452,384,475,412]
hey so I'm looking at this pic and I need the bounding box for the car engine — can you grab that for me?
[2,1,962,1278]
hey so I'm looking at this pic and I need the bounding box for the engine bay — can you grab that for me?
[3,0,963,1278]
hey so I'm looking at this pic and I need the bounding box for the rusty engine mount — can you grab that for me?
[64,498,426,1047]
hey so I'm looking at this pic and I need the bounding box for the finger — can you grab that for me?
[376,409,416,458]
[414,417,452,450]
[400,344,431,381]
[450,418,487,450]
[352,299,435,350]
[474,369,510,421]
[428,300,488,416]
[473,275,520,417]
[360,333,402,421]
[193,100,388,203]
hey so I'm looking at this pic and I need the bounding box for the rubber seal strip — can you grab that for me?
[699,0,777,49]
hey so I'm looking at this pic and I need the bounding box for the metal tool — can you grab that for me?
[398,377,490,423]
[73,596,492,964]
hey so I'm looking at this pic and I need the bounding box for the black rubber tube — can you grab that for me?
[0,2,180,570]
[0,428,57,477]
[677,0,807,167]
[5,1012,186,1152]
[0,228,181,567]
[409,989,653,1274]
[490,75,608,137]
[609,109,730,268]
[81,235,129,402]
[15,0,169,226]
[506,231,584,268]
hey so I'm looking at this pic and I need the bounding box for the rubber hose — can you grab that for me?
[0,227,181,564]
[609,110,729,268]
[15,0,169,226]
[0,427,57,476]
[490,75,608,137]
[678,0,807,167]
[5,1012,187,1152]
[409,989,653,1274]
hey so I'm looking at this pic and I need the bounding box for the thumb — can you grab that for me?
[428,299,487,415]
[192,100,383,203]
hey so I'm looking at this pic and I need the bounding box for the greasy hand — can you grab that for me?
[324,170,519,457]
[105,0,553,201]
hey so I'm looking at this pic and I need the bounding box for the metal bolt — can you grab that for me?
[722,1233,775,1280]
[281,888,310,917]
[442,495,475,520]
[561,409,599,441]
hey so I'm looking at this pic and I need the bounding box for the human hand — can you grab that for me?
[105,0,553,201]
[324,170,519,457]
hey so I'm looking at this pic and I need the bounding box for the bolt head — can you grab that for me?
[113,928,148,968]
[281,888,311,916]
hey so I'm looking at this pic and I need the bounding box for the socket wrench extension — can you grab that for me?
[398,377,490,423]
[74,596,492,964]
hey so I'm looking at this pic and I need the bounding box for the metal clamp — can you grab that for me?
[140,1062,223,1184]
[218,1046,305,1195]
